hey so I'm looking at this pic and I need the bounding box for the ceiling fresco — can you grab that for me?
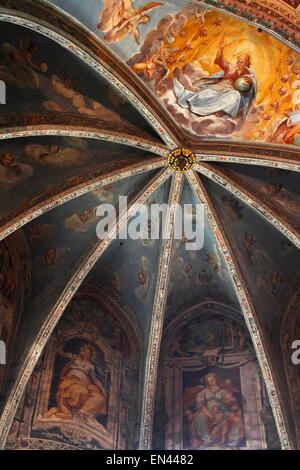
[165,180,240,326]
[6,291,142,450]
[47,0,300,47]
[0,21,158,138]
[203,175,300,331]
[0,232,31,394]
[154,304,281,450]
[215,162,300,229]
[202,174,300,406]
[1,0,300,453]
[18,169,159,335]
[84,177,172,338]
[1,170,158,410]
[0,136,157,221]
[47,0,300,146]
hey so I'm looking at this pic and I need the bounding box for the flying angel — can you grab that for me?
[98,0,164,44]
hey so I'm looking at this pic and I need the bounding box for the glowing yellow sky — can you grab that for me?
[160,10,299,142]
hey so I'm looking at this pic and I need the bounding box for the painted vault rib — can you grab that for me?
[0,112,168,156]
[36,0,300,150]
[195,147,300,171]
[0,156,166,242]
[186,169,293,449]
[0,6,177,148]
[1,1,299,160]
[281,286,300,447]
[139,172,184,450]
[0,167,172,448]
[2,110,299,177]
[196,162,300,249]
[0,0,299,451]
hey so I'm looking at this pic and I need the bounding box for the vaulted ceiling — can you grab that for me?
[0,0,299,451]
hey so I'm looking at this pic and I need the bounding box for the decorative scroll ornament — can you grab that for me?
[167,148,196,172]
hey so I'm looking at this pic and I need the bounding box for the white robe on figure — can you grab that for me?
[174,70,257,120]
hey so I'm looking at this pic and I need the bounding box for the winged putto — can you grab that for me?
[98,0,164,43]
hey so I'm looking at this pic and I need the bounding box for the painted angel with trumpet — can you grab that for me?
[98,0,164,44]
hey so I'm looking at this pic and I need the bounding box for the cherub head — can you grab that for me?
[0,153,17,167]
[79,209,92,222]
[49,144,60,154]
[211,403,222,414]
[284,108,293,118]
[229,405,242,417]
[45,246,57,264]
[140,15,150,25]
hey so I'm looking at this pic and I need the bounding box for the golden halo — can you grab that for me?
[167,148,196,172]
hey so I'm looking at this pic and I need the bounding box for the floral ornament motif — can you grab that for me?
[167,148,196,172]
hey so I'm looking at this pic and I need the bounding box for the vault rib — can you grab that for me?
[196,162,300,249]
[139,172,184,450]
[0,167,172,449]
[0,156,167,241]
[0,2,299,160]
[195,153,300,172]
[186,169,293,450]
[1,0,299,152]
[0,9,177,148]
[1,6,299,159]
[0,112,168,156]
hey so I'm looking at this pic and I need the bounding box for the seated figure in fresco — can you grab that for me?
[44,344,107,428]
[185,372,244,448]
[174,38,257,121]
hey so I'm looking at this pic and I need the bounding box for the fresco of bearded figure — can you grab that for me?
[174,38,257,122]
